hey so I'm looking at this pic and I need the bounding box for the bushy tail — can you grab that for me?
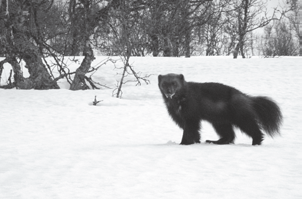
[252,96,283,137]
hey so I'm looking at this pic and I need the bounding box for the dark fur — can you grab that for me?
[158,74,282,145]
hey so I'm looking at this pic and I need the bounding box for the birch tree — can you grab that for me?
[226,0,278,59]
[0,0,59,89]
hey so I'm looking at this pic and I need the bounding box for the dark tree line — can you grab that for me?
[0,0,299,90]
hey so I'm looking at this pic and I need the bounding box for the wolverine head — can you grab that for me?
[158,74,185,99]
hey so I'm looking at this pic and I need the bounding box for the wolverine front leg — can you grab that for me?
[180,119,201,145]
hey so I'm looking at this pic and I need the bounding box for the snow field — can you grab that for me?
[0,56,302,198]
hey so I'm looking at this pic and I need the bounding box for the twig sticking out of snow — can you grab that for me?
[92,96,102,106]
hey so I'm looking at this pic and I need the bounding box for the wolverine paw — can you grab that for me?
[206,140,218,144]
[206,139,234,145]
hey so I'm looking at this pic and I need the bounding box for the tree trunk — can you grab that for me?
[163,37,171,57]
[239,34,246,58]
[0,59,5,83]
[150,34,159,57]
[233,33,246,59]
[239,0,248,58]
[233,43,240,59]
[182,4,191,58]
[7,57,31,89]
[23,52,60,89]
[185,28,191,58]
[240,41,246,58]
[70,43,95,90]
[0,1,59,89]
[6,54,59,89]
[172,36,179,57]
[299,35,302,56]
[115,57,129,98]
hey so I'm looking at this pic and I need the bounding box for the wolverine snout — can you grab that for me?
[165,93,175,99]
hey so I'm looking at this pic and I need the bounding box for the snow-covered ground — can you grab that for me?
[0,56,302,199]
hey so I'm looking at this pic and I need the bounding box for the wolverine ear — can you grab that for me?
[158,75,162,82]
[179,74,185,81]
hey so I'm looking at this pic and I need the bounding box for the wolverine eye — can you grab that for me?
[162,82,168,87]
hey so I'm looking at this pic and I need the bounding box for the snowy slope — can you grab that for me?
[0,56,301,199]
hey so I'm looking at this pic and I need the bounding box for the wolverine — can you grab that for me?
[158,73,282,145]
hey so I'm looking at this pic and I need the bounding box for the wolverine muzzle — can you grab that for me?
[165,93,175,99]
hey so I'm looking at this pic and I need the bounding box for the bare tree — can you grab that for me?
[261,19,298,57]
[91,0,150,97]
[0,0,59,89]
[286,0,302,55]
[203,1,228,56]
[69,0,95,90]
[139,0,213,57]
[225,0,280,59]
[110,1,150,98]
[166,0,213,57]
[69,0,114,90]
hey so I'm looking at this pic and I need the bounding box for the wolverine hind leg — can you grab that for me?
[235,117,264,145]
[206,123,235,144]
[233,107,264,145]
